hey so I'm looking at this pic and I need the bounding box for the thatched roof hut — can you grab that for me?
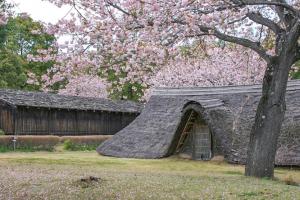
[97,80,300,166]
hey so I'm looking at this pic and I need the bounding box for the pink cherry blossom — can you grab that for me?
[31,0,299,100]
[58,75,109,98]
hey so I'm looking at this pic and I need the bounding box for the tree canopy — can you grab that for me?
[25,1,298,101]
[0,14,56,90]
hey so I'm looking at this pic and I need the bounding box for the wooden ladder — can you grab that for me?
[175,110,197,153]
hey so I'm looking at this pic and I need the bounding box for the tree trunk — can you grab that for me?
[245,53,295,178]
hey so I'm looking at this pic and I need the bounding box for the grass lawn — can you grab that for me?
[0,151,299,200]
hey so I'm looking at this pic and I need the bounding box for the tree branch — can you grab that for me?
[271,0,294,27]
[72,0,87,21]
[106,1,132,17]
[247,12,282,34]
[296,46,300,60]
[234,0,300,17]
[198,25,271,62]
[286,20,300,53]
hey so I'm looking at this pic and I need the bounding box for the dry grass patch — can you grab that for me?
[0,152,299,200]
[283,174,299,186]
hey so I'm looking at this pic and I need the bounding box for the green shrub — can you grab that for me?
[0,135,112,152]
[60,135,112,146]
[63,139,74,150]
[63,139,100,151]
[0,145,42,152]
[61,135,112,151]
[0,146,12,152]
[0,136,13,152]
[0,129,5,135]
[73,144,99,151]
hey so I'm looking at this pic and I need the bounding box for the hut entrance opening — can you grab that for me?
[175,110,212,160]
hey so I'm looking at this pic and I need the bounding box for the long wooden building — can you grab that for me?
[0,89,142,135]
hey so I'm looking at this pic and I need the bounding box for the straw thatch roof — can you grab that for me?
[0,89,143,113]
[97,80,300,166]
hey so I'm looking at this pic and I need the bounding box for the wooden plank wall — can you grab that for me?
[14,107,138,135]
[0,103,14,134]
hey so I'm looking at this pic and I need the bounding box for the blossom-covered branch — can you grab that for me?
[33,0,300,102]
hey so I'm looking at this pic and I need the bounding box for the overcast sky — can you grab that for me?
[8,0,71,23]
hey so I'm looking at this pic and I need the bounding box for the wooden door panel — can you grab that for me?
[192,119,212,160]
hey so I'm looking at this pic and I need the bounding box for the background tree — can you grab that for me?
[0,50,27,88]
[41,0,300,178]
[0,0,12,45]
[0,13,56,90]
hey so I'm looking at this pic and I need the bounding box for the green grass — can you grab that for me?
[0,145,54,152]
[0,151,299,200]
[63,139,98,151]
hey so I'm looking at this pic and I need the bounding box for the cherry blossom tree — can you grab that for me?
[40,0,300,178]
[144,44,266,100]
[0,14,6,25]
[142,44,267,101]
[0,0,8,25]
[58,75,109,98]
[0,0,13,26]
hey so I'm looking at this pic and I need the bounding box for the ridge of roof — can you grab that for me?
[153,80,300,96]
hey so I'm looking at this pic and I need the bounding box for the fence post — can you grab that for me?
[12,135,17,151]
